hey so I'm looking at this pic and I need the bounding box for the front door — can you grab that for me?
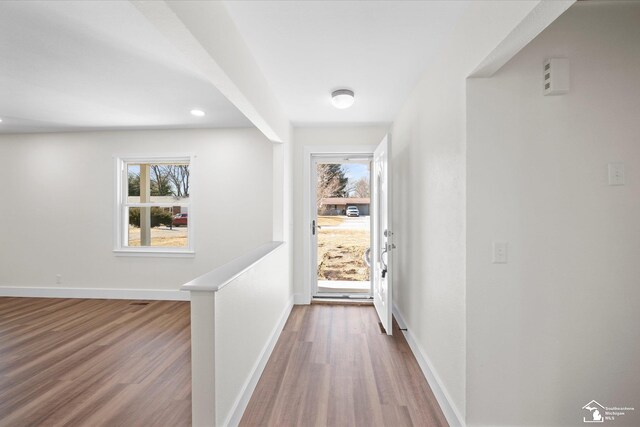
[311,155,373,299]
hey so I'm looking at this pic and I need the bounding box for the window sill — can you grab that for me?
[113,249,195,258]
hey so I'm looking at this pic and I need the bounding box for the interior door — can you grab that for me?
[372,135,393,335]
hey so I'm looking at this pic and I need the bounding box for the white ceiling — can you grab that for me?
[224,1,474,125]
[0,1,251,133]
[0,1,542,133]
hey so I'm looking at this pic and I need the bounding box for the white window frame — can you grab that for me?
[114,154,195,257]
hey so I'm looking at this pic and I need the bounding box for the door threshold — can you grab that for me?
[312,296,373,306]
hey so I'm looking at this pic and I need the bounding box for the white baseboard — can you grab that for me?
[293,292,310,305]
[0,286,190,301]
[393,304,466,427]
[223,295,294,427]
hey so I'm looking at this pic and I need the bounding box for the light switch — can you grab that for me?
[608,163,625,186]
[493,242,508,264]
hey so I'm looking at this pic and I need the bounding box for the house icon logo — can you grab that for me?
[583,400,605,423]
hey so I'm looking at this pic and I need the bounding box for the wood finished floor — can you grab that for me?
[0,297,191,427]
[241,305,448,427]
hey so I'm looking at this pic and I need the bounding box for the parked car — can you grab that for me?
[173,213,188,226]
[346,206,360,217]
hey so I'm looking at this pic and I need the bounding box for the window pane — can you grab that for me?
[126,163,190,204]
[126,207,188,248]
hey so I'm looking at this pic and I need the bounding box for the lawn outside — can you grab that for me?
[317,215,345,227]
[128,225,188,247]
[317,216,370,282]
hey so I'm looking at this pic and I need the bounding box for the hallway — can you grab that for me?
[240,305,448,426]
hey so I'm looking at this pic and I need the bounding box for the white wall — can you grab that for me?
[0,128,273,293]
[466,2,640,426]
[214,244,291,426]
[391,61,469,425]
[291,126,389,302]
[390,3,543,423]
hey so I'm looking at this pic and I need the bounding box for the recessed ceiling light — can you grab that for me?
[190,109,206,117]
[0,118,3,123]
[331,89,355,109]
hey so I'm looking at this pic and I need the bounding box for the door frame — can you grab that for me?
[302,145,377,304]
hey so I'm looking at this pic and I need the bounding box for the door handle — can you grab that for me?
[380,245,388,278]
[311,220,323,235]
[380,245,388,269]
[364,247,371,267]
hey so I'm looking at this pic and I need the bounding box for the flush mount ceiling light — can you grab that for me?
[331,89,355,109]
[190,109,206,117]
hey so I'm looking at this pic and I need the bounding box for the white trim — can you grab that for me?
[182,242,285,292]
[293,293,310,305]
[223,295,294,427]
[113,249,195,258]
[302,145,377,303]
[124,203,190,208]
[310,156,318,297]
[0,286,190,301]
[393,304,466,427]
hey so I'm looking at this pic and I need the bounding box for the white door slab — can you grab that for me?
[372,135,393,335]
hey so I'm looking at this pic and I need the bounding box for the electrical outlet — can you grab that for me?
[56,274,62,285]
[493,242,508,264]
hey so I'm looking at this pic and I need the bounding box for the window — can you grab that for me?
[115,156,194,256]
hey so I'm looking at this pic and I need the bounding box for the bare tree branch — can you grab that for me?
[352,177,370,198]
[165,165,190,197]
[316,164,342,211]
